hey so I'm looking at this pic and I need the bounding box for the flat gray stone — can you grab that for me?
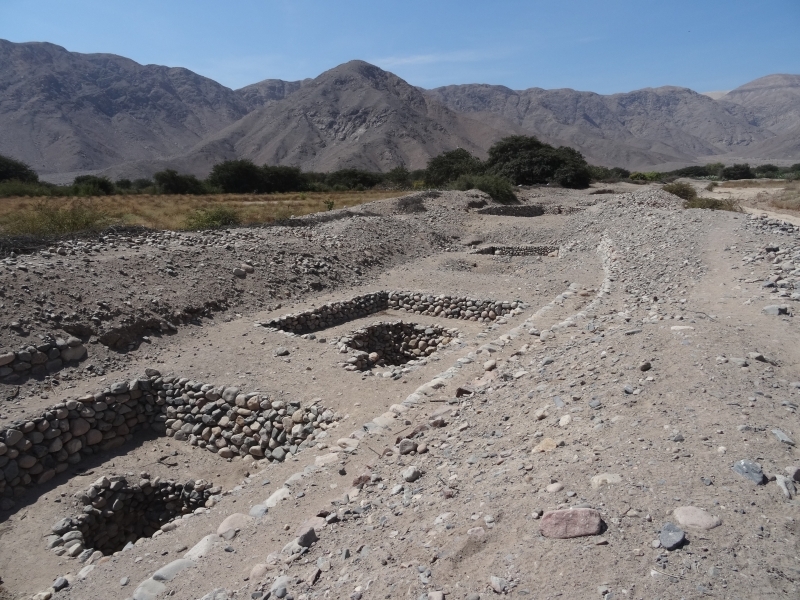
[772,429,795,446]
[659,522,685,551]
[763,305,789,316]
[732,459,767,485]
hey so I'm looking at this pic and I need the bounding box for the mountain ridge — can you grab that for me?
[1,39,798,179]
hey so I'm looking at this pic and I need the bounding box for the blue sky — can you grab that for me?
[1,0,798,93]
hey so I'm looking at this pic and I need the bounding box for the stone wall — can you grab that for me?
[0,371,339,503]
[388,293,524,321]
[476,204,582,217]
[261,291,525,334]
[49,474,219,559]
[0,336,87,384]
[470,245,559,257]
[339,321,458,370]
[476,205,545,217]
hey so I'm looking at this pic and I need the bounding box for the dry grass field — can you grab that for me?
[0,190,407,236]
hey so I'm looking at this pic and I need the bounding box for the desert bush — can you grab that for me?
[705,181,718,191]
[684,197,742,211]
[184,206,241,230]
[425,149,484,187]
[662,182,697,201]
[0,154,39,183]
[451,173,516,203]
[721,163,753,180]
[154,169,207,195]
[0,199,108,236]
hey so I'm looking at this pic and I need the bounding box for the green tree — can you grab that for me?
[325,169,383,190]
[485,136,591,188]
[424,148,483,187]
[153,169,206,194]
[0,154,39,183]
[262,166,307,193]
[207,159,265,193]
[386,166,411,187]
[73,175,115,196]
[721,164,753,180]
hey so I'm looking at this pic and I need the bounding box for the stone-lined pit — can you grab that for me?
[49,474,219,558]
[338,321,458,371]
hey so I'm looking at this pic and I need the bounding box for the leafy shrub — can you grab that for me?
[424,149,484,186]
[184,206,241,230]
[629,171,663,182]
[670,166,711,178]
[0,180,63,197]
[662,182,697,201]
[132,178,154,191]
[154,169,207,195]
[589,166,630,182]
[0,154,38,183]
[684,197,742,211]
[0,199,107,236]
[115,179,133,190]
[721,163,753,180]
[451,173,516,203]
[485,136,589,188]
[323,200,335,211]
[705,181,718,191]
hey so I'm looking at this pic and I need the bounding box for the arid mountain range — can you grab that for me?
[1,39,799,180]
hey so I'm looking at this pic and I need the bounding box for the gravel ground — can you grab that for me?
[1,185,800,600]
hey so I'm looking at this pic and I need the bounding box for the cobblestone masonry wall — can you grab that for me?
[0,371,339,500]
[476,204,582,217]
[262,291,526,334]
[0,336,87,384]
[470,245,560,257]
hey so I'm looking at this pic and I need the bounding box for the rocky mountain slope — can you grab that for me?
[0,40,255,174]
[1,38,799,177]
[425,84,773,168]
[721,74,800,159]
[108,60,511,178]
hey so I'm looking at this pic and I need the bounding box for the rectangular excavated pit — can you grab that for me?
[339,321,458,371]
